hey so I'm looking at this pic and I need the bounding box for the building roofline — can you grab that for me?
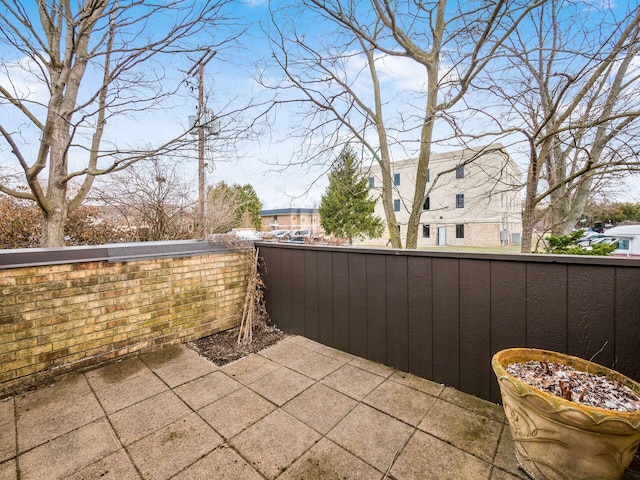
[260,208,319,216]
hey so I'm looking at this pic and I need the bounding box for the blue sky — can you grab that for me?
[1,0,639,211]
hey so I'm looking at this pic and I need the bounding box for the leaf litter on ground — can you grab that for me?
[506,359,640,412]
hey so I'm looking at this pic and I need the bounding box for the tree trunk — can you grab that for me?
[521,141,542,253]
[41,192,68,247]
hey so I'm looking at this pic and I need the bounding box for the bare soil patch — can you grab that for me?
[506,360,640,412]
[186,323,287,366]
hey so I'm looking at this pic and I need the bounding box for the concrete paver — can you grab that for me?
[231,409,321,479]
[109,390,191,446]
[0,397,15,463]
[88,368,168,414]
[16,377,104,453]
[391,429,492,480]
[173,370,242,411]
[247,366,314,406]
[0,458,16,480]
[140,345,217,388]
[258,340,313,366]
[282,382,357,435]
[493,424,530,478]
[220,352,279,385]
[197,386,276,440]
[389,370,446,396]
[320,363,386,400]
[6,334,634,479]
[126,413,222,480]
[326,403,414,472]
[171,445,264,480]
[18,418,120,480]
[363,379,437,426]
[66,449,141,480]
[418,398,504,463]
[286,351,346,380]
[278,437,381,480]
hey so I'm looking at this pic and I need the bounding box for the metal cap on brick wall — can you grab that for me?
[0,240,235,269]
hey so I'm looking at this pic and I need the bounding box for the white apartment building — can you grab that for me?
[364,144,523,247]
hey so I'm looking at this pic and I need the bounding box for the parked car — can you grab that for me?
[290,229,310,238]
[285,236,305,243]
[575,233,608,247]
[266,229,289,239]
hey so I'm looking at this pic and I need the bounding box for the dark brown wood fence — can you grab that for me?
[257,243,640,403]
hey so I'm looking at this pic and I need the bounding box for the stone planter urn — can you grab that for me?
[492,348,640,480]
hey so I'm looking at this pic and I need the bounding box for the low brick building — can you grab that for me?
[259,208,324,237]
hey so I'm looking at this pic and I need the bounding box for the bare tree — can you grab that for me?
[260,0,544,248]
[205,181,263,234]
[92,158,195,241]
[0,0,238,246]
[473,1,640,252]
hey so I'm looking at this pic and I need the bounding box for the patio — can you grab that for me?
[2,335,639,480]
[3,242,640,480]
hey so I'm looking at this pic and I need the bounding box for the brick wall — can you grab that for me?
[0,245,251,395]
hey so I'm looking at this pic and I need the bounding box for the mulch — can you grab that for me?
[186,323,287,366]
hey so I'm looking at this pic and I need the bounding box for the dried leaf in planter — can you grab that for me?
[506,361,640,412]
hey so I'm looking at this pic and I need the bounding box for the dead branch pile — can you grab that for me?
[237,248,269,346]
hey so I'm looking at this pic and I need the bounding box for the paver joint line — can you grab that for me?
[4,336,607,480]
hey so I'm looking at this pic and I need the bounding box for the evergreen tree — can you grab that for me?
[207,182,263,233]
[320,148,384,244]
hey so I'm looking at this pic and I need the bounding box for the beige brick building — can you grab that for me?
[364,144,523,247]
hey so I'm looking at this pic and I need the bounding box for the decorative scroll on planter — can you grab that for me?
[492,348,640,480]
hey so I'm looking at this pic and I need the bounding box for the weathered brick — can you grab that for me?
[0,249,249,395]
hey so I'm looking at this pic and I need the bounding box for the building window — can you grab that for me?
[393,199,400,211]
[456,165,464,179]
[422,224,430,238]
[393,173,400,186]
[456,194,464,208]
[369,176,375,188]
[427,168,430,183]
[456,224,465,238]
[423,197,430,210]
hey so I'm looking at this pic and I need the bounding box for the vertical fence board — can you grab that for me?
[304,250,319,341]
[408,256,433,379]
[615,267,640,381]
[279,247,294,331]
[259,247,277,325]
[432,257,460,387]
[568,265,615,366]
[317,250,334,345]
[490,261,526,403]
[332,252,350,352]
[291,249,306,334]
[257,244,640,402]
[366,254,387,364]
[349,253,368,357]
[386,255,409,371]
[526,263,567,352]
[459,259,492,400]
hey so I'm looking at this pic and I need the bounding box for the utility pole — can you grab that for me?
[187,49,216,238]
